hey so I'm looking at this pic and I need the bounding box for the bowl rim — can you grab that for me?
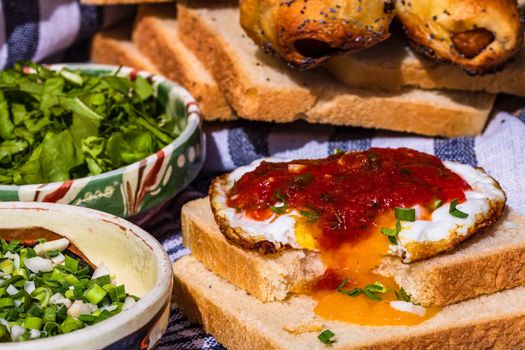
[0,63,202,191]
[0,201,173,349]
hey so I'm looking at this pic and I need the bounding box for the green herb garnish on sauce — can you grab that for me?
[449,198,469,219]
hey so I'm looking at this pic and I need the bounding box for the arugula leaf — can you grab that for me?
[0,100,14,140]
[134,76,153,100]
[0,62,179,185]
[39,131,82,182]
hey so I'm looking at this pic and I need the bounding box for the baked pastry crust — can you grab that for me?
[395,0,524,75]
[240,0,394,69]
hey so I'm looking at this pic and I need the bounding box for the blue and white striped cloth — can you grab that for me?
[0,0,132,68]
[152,110,525,350]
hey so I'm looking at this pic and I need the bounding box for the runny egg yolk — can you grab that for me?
[297,211,440,326]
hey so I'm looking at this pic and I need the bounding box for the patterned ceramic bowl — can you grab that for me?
[0,201,172,350]
[0,64,204,218]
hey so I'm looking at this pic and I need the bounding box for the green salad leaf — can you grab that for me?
[0,62,182,185]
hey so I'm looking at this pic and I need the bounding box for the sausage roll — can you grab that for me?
[395,0,524,74]
[240,0,395,69]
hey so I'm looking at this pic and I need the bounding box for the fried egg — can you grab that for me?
[210,157,506,263]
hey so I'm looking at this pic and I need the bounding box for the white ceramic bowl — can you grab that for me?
[0,202,172,349]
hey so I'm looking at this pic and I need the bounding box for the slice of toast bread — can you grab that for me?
[173,254,525,350]
[91,25,160,74]
[133,5,234,121]
[176,2,496,137]
[181,197,525,306]
[325,35,525,96]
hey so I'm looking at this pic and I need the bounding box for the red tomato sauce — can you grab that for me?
[227,148,470,250]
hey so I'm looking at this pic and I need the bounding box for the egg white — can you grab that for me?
[214,158,506,261]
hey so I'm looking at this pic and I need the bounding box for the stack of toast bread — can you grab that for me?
[89,1,525,137]
[173,196,525,349]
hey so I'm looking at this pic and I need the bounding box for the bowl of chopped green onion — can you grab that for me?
[0,201,172,348]
[0,62,204,217]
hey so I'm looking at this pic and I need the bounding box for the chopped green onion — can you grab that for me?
[0,236,137,342]
[78,314,97,324]
[318,329,336,345]
[60,317,84,334]
[115,285,126,301]
[269,190,287,214]
[395,207,416,222]
[43,322,60,336]
[337,278,388,301]
[381,220,402,245]
[269,204,286,214]
[380,227,397,237]
[432,199,443,210]
[337,278,362,297]
[64,290,75,300]
[395,288,411,302]
[449,198,469,219]
[43,306,56,322]
[27,304,43,317]
[24,316,43,330]
[91,275,111,286]
[0,260,14,274]
[64,255,79,274]
[83,284,107,305]
[47,250,60,258]
[0,298,14,308]
[300,208,320,222]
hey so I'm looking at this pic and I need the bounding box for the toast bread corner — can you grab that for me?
[133,4,234,121]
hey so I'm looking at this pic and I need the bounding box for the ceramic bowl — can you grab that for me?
[0,64,205,218]
[0,201,172,349]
